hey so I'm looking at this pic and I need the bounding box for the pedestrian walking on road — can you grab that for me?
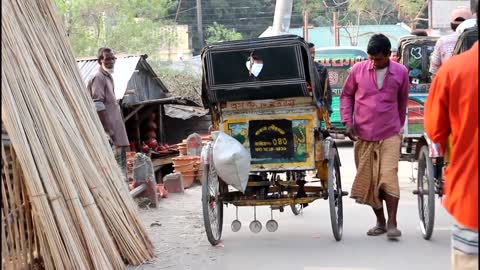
[88,47,130,181]
[429,6,472,77]
[424,9,478,268]
[340,34,410,239]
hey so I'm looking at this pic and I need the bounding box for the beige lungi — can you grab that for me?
[350,135,401,209]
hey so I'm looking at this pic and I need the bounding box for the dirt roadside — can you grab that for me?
[127,184,224,270]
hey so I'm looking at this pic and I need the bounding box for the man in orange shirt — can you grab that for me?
[424,9,478,268]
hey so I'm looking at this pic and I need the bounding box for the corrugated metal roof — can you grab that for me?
[164,104,208,120]
[76,55,169,100]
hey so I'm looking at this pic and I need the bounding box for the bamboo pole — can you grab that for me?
[1,0,154,268]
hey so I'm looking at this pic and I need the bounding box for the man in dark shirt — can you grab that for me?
[308,42,332,114]
[88,47,130,182]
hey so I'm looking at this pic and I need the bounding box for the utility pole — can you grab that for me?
[303,10,309,41]
[428,0,432,29]
[333,9,340,46]
[196,0,204,47]
[175,0,182,22]
[272,0,293,35]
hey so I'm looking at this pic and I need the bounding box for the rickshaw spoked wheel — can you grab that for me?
[416,145,435,240]
[201,162,224,246]
[328,147,343,241]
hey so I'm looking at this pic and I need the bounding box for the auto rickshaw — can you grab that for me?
[199,35,347,245]
[314,46,368,138]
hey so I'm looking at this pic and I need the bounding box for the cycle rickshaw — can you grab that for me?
[199,35,347,245]
[396,35,444,240]
[407,28,479,240]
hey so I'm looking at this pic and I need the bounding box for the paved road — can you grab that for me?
[207,140,453,270]
[132,140,453,270]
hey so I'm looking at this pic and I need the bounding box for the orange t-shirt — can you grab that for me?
[424,42,478,230]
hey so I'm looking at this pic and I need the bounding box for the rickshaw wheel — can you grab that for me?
[201,162,224,246]
[328,148,343,241]
[290,204,302,215]
[417,145,435,240]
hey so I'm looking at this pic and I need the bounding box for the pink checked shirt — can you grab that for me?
[429,32,461,75]
[340,60,410,142]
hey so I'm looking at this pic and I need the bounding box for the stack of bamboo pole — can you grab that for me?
[1,0,154,268]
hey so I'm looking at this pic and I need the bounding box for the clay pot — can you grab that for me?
[146,130,157,139]
[172,156,198,164]
[173,163,195,173]
[146,138,158,149]
[200,135,211,142]
[178,147,187,156]
[157,184,168,198]
[126,151,136,159]
[141,142,150,153]
[147,122,158,130]
[148,113,156,121]
[182,174,195,188]
[128,182,135,191]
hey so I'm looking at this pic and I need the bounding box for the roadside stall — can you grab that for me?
[77,55,210,183]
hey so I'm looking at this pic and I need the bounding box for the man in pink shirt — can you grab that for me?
[340,34,410,239]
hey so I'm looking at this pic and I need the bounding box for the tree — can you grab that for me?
[174,0,275,52]
[206,22,243,43]
[348,0,397,25]
[292,0,330,27]
[396,0,428,28]
[53,0,177,57]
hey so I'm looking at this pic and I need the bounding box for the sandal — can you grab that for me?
[387,227,402,239]
[366,225,387,236]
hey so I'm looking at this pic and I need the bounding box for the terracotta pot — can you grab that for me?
[179,149,187,156]
[157,184,168,198]
[126,151,136,159]
[173,155,197,163]
[182,174,195,188]
[173,164,195,173]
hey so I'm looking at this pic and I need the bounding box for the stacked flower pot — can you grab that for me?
[172,156,200,188]
[172,133,214,187]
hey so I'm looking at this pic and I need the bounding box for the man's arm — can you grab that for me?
[340,66,357,128]
[398,69,410,127]
[89,76,114,138]
[424,67,451,143]
[429,39,443,76]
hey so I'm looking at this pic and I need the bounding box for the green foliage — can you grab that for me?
[55,0,428,59]
[175,0,275,52]
[292,0,329,27]
[348,0,397,24]
[53,0,177,57]
[156,67,202,105]
[397,0,425,20]
[206,22,243,44]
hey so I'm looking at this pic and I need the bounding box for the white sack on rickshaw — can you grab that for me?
[212,132,251,193]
